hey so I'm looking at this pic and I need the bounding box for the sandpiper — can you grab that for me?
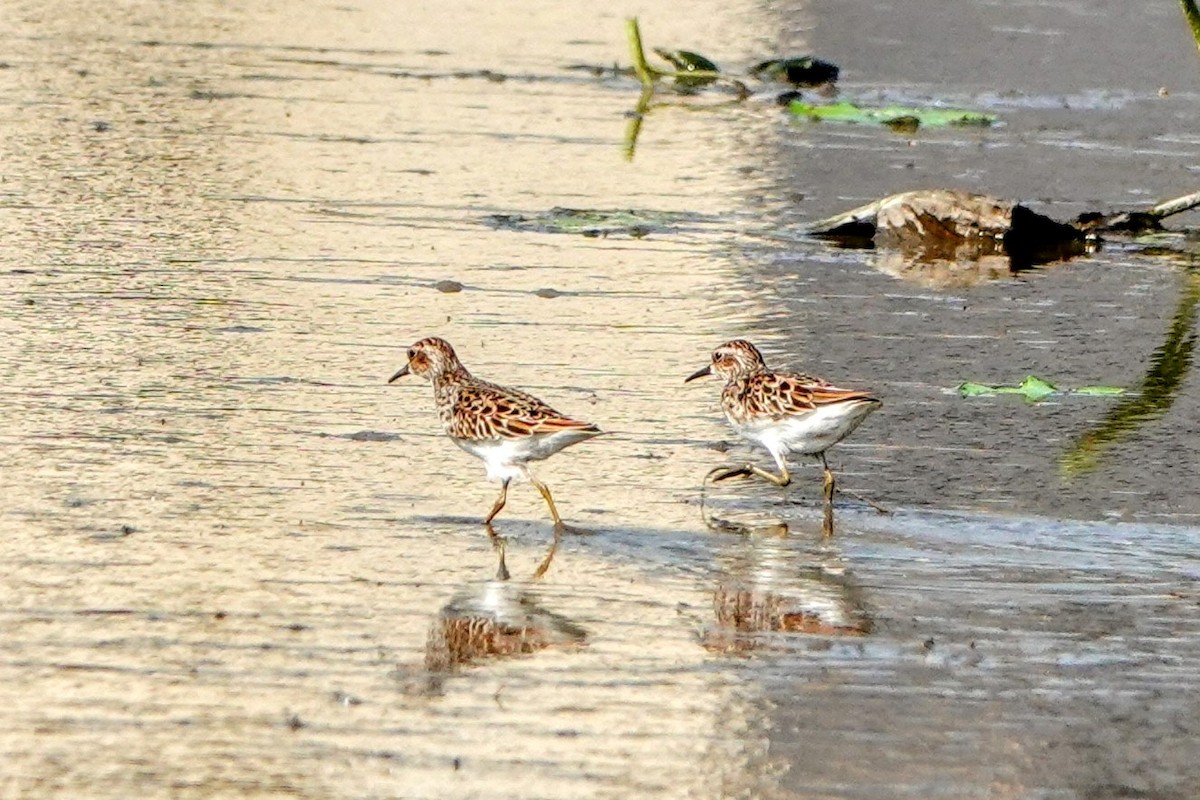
[388,337,601,530]
[686,339,880,512]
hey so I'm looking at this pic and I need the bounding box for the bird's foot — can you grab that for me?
[708,465,753,483]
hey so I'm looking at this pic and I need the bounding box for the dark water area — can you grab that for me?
[1,0,1198,797]
[713,1,1200,523]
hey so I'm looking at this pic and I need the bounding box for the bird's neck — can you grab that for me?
[432,365,470,391]
[729,367,766,385]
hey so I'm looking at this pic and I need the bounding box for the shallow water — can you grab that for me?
[1,0,1199,797]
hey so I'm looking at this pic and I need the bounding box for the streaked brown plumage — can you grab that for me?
[686,340,880,528]
[721,370,877,426]
[388,337,600,530]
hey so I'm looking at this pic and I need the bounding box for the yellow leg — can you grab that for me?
[529,477,564,526]
[820,453,837,502]
[484,479,510,525]
[820,453,836,537]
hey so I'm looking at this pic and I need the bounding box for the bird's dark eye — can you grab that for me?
[407,349,416,359]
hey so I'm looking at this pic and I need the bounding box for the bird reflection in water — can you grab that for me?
[701,523,873,653]
[421,535,585,690]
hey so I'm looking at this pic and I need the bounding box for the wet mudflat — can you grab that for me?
[1,0,1199,798]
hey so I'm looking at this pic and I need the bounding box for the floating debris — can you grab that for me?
[750,57,839,87]
[652,48,720,88]
[808,189,1087,269]
[807,187,1200,285]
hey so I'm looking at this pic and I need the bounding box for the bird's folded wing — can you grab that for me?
[452,382,597,440]
[764,373,877,417]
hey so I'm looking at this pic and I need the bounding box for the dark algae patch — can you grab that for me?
[484,207,703,237]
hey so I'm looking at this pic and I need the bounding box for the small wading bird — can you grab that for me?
[388,337,601,534]
[686,340,880,528]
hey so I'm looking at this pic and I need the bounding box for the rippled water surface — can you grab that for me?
[2,0,1199,797]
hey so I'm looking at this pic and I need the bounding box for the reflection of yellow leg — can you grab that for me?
[531,523,562,581]
[529,477,563,526]
[487,527,511,580]
[484,479,510,525]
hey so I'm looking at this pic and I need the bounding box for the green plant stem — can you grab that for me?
[1182,0,1200,55]
[623,18,746,100]
[626,18,658,89]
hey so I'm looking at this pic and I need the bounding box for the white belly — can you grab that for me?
[737,400,878,457]
[454,429,596,482]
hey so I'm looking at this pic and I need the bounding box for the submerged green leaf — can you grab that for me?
[957,376,1055,400]
[1015,375,1058,401]
[789,100,996,128]
[957,382,998,398]
[958,375,1124,402]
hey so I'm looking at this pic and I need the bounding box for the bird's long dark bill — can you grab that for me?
[684,365,712,383]
[387,364,410,383]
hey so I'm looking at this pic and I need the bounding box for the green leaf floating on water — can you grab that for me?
[957,375,1058,401]
[958,375,1124,402]
[788,100,996,129]
[957,382,1002,398]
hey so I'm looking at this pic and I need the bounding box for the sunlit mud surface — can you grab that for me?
[1,0,1199,797]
